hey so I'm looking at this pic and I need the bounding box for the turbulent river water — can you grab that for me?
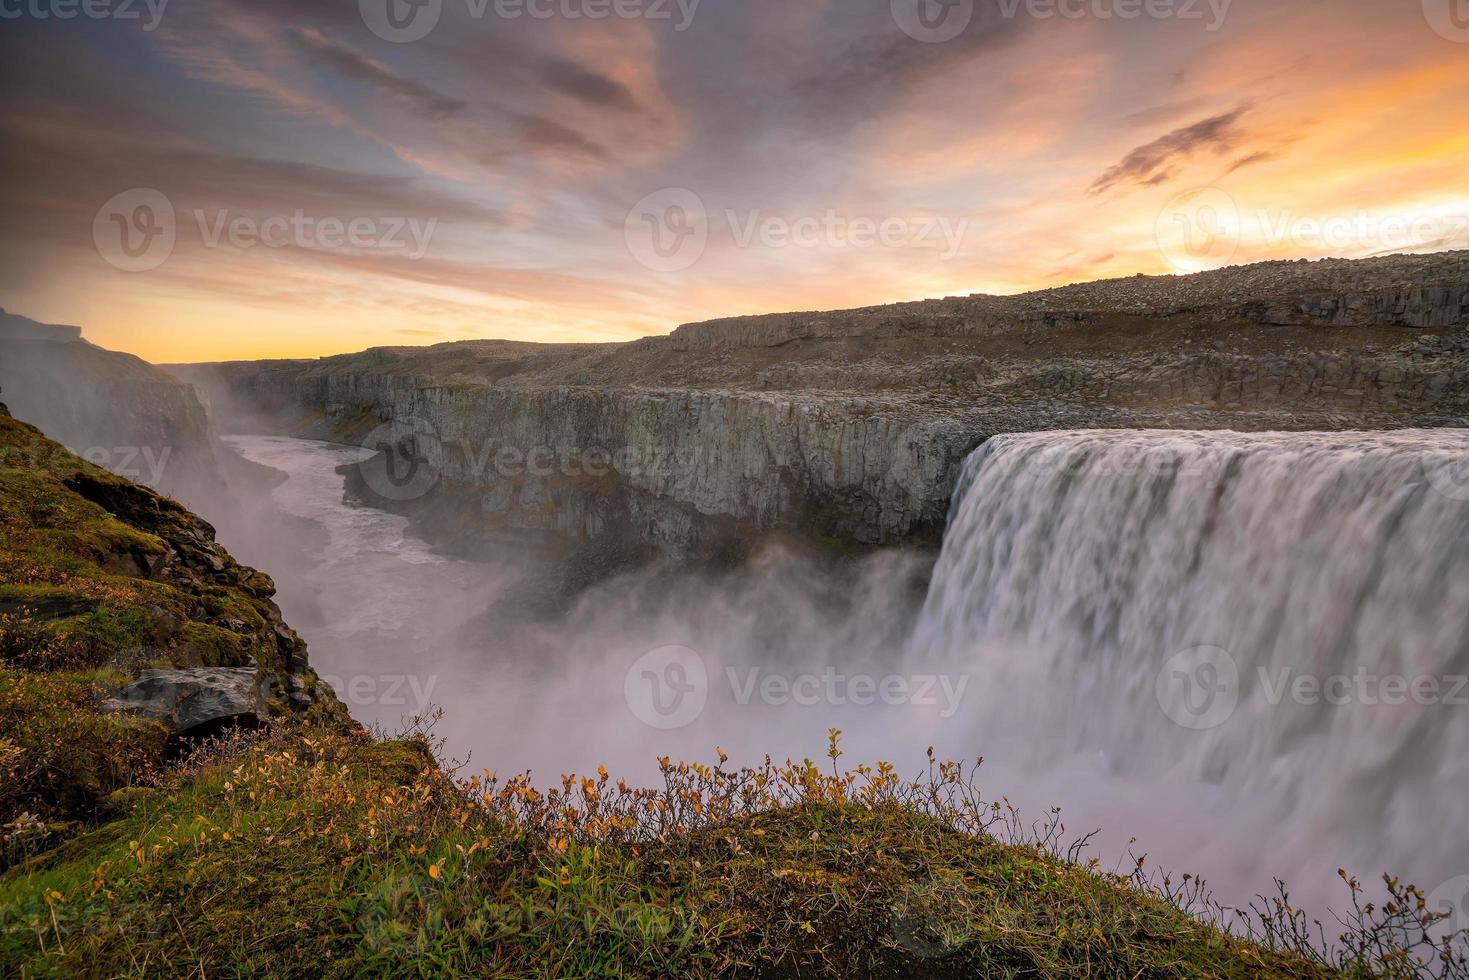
[221,430,1469,924]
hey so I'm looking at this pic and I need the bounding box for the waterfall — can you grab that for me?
[911,429,1469,894]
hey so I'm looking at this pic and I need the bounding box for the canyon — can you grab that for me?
[168,252,1469,563]
[3,254,1469,972]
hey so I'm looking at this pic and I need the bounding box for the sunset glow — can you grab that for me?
[2,0,1467,361]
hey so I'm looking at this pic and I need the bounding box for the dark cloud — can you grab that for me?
[539,57,640,112]
[515,115,608,161]
[0,103,503,255]
[1222,150,1281,176]
[1088,106,1251,195]
[793,5,1028,132]
[291,30,467,118]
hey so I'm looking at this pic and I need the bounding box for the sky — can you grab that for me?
[1,0,1467,362]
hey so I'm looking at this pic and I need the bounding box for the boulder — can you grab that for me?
[102,667,266,736]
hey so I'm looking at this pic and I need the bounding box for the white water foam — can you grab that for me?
[910,428,1469,912]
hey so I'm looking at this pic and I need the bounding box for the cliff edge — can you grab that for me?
[0,309,218,503]
[0,413,343,853]
[174,252,1469,560]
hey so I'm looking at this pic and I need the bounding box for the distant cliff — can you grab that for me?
[173,252,1469,561]
[0,308,217,502]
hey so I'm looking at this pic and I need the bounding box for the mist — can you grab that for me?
[173,425,1469,928]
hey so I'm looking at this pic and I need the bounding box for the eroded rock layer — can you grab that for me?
[172,253,1469,559]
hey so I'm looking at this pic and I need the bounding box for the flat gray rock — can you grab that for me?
[102,667,266,735]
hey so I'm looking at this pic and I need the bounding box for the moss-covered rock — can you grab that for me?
[0,415,346,837]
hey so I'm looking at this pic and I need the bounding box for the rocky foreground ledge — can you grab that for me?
[0,408,344,849]
[172,252,1469,561]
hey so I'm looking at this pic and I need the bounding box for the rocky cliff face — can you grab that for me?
[0,413,344,839]
[173,252,1469,560]
[0,309,217,503]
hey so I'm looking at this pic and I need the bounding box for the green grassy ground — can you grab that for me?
[1,730,1346,979]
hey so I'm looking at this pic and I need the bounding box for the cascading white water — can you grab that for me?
[910,429,1469,904]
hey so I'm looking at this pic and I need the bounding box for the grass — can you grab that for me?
[3,726,1463,978]
[1,409,1465,978]
[0,731,1325,977]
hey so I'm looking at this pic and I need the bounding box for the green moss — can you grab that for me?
[176,621,248,668]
